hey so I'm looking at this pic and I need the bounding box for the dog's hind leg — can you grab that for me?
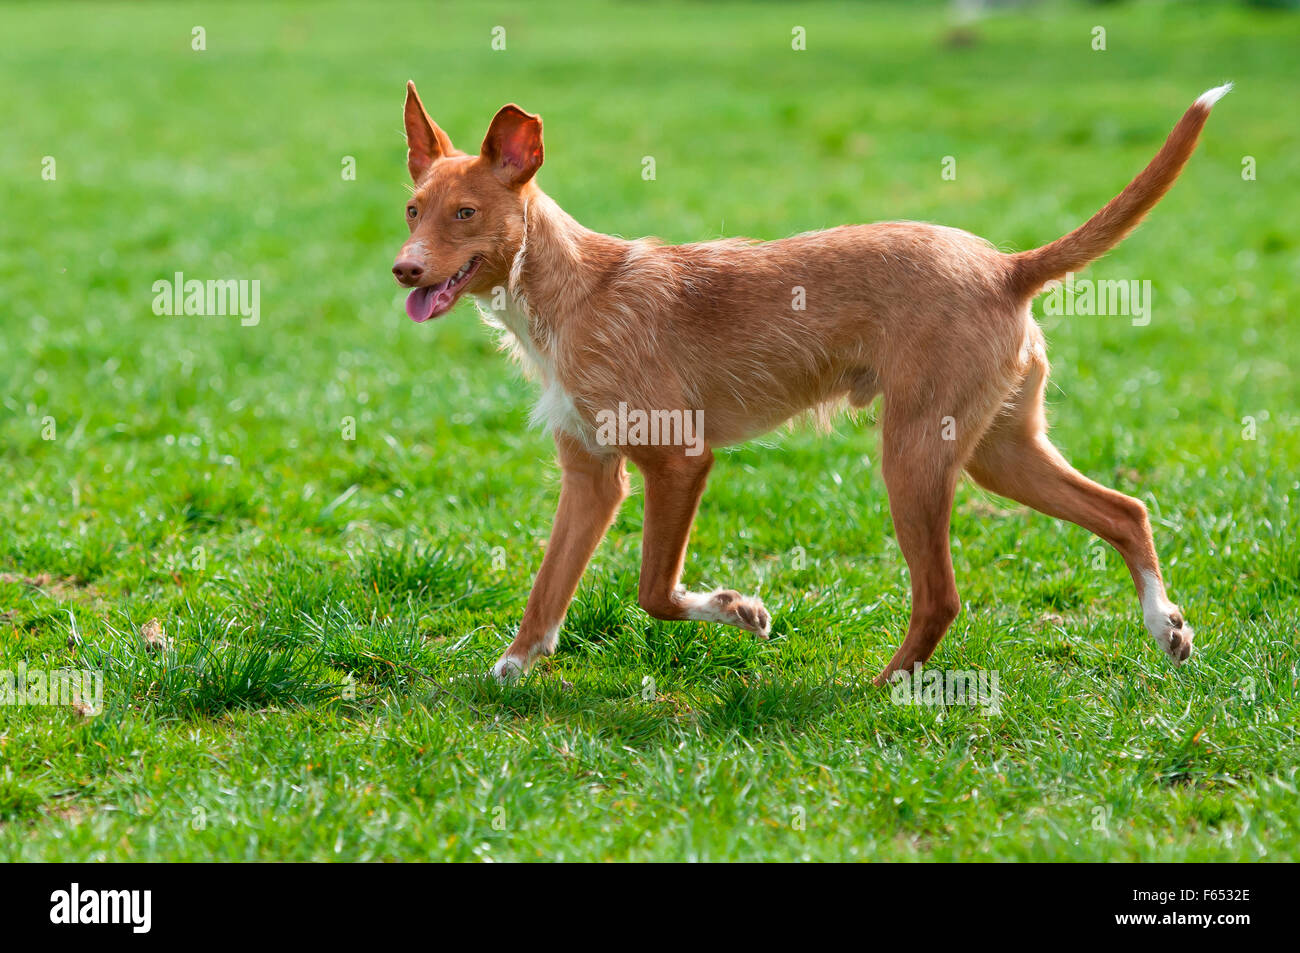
[963,351,1193,665]
[870,360,1016,687]
[872,414,967,686]
[492,432,629,682]
[631,447,771,638]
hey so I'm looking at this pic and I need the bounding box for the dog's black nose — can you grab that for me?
[392,259,424,285]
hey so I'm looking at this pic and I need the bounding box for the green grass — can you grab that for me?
[1,0,1297,861]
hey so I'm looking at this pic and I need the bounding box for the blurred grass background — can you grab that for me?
[0,0,1297,860]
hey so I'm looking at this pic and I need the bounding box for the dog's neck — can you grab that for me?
[501,187,622,354]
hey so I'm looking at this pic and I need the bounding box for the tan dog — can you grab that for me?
[392,81,1230,685]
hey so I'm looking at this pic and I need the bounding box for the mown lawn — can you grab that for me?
[0,0,1296,860]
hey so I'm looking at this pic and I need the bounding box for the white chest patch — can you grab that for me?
[471,292,594,447]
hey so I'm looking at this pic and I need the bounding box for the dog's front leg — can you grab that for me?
[492,433,629,682]
[632,448,771,638]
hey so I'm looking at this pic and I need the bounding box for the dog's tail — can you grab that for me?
[1007,84,1231,298]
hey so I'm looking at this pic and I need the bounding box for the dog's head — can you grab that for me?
[392,82,543,322]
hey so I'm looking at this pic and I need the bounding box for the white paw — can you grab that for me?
[491,654,526,684]
[681,588,771,639]
[1140,572,1193,666]
[1147,610,1194,666]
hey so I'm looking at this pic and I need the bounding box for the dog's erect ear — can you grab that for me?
[480,104,544,188]
[404,81,456,182]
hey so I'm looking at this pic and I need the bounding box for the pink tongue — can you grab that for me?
[405,281,459,323]
[406,285,437,322]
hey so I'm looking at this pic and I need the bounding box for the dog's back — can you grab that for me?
[551,221,1021,446]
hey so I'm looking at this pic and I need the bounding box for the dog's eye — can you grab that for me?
[406,205,417,220]
[455,207,476,220]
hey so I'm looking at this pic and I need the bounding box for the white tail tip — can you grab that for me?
[1195,83,1233,109]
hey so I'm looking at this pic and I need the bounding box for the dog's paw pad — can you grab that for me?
[711,590,771,639]
[1152,612,1194,666]
[736,604,771,639]
[1167,617,1193,663]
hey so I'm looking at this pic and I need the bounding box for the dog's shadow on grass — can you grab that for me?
[437,668,881,743]
[417,576,909,740]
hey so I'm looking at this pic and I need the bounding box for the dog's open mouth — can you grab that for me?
[405,256,482,323]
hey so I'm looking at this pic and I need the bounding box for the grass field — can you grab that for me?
[1,0,1297,861]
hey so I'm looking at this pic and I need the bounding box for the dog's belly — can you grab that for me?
[697,365,881,447]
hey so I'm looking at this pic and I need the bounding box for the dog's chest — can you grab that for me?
[472,293,596,447]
